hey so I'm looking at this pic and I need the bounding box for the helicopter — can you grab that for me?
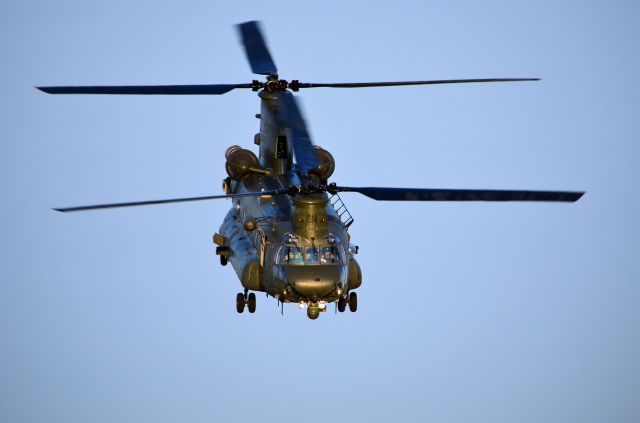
[38,21,584,319]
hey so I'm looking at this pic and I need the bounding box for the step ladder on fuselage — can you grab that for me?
[329,193,354,229]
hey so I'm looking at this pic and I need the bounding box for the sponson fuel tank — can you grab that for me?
[219,208,262,292]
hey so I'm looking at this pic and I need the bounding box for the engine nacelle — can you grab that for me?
[225,145,260,180]
[310,146,335,182]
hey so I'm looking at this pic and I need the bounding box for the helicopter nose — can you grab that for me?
[284,265,342,297]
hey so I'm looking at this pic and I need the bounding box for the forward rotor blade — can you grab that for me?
[297,78,539,89]
[237,21,277,76]
[333,187,584,202]
[37,84,252,95]
[279,91,319,175]
[54,189,290,212]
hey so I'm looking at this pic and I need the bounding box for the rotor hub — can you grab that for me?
[252,78,300,92]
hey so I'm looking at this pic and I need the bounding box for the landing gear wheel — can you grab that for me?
[337,296,347,312]
[247,292,256,313]
[220,255,228,266]
[348,291,358,312]
[236,293,245,313]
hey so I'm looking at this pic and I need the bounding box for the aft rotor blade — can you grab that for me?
[237,21,277,76]
[297,78,539,89]
[279,91,320,174]
[54,189,290,212]
[333,187,584,202]
[37,84,252,95]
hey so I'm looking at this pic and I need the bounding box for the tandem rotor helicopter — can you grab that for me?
[39,21,584,319]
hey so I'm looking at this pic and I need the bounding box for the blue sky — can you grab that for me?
[1,1,639,422]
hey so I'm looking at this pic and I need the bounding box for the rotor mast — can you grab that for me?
[257,87,292,175]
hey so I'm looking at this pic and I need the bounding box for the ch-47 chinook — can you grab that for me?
[39,21,584,319]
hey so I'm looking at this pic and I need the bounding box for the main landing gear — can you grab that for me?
[236,291,256,314]
[337,291,357,313]
[348,291,357,312]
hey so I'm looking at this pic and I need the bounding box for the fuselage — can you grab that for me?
[216,89,361,307]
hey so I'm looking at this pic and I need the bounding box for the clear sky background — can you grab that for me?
[1,0,639,422]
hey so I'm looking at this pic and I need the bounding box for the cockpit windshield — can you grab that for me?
[278,245,343,265]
